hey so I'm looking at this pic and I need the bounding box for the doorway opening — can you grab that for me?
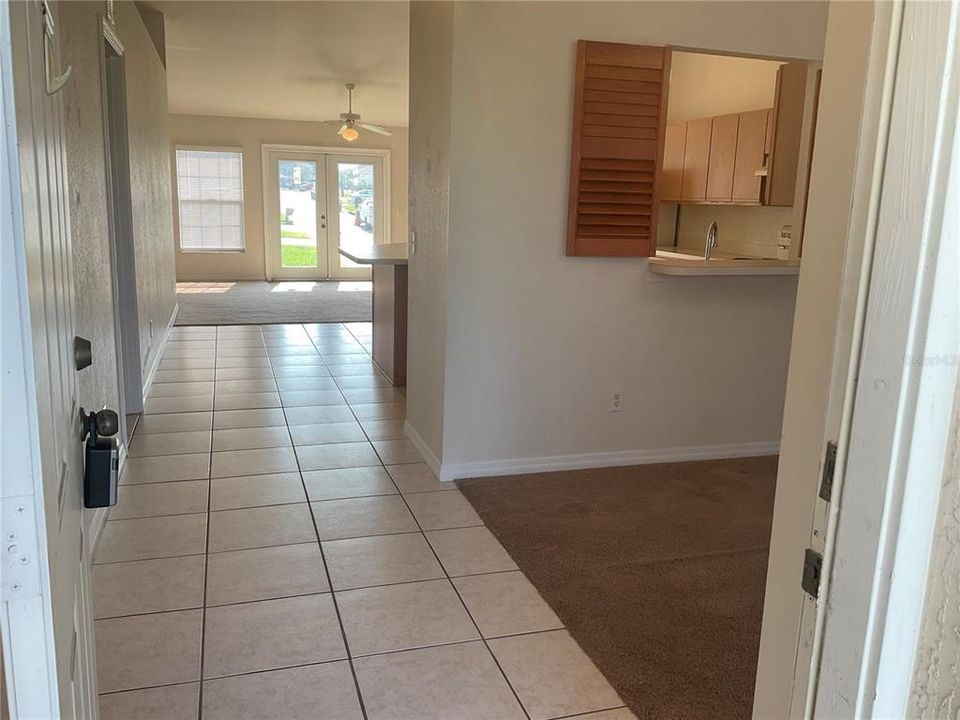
[263,146,389,281]
[101,21,143,442]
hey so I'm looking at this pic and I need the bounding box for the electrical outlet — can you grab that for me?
[610,391,623,412]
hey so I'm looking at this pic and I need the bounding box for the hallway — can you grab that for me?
[92,322,630,720]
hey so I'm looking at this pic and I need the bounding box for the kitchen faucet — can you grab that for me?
[704,221,718,261]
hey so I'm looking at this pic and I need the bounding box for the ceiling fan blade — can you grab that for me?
[357,122,392,136]
[319,119,342,126]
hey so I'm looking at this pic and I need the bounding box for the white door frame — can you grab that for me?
[794,0,960,716]
[261,143,390,281]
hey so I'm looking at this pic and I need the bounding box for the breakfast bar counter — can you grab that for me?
[339,242,409,386]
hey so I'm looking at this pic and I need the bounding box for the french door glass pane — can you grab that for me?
[278,159,318,268]
[336,162,375,268]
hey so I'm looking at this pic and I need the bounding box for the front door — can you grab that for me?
[264,148,385,281]
[2,1,98,717]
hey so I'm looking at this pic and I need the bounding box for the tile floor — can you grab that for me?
[93,322,634,720]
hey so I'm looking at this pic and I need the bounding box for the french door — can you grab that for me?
[264,148,387,280]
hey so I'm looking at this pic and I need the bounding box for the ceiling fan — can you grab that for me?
[323,83,391,142]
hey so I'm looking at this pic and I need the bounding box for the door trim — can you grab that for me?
[261,143,391,281]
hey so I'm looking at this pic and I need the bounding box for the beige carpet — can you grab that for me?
[456,455,778,720]
[175,281,371,325]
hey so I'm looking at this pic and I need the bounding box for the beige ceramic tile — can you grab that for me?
[359,418,405,440]
[372,438,422,465]
[454,571,563,638]
[488,630,623,720]
[351,402,406,420]
[159,357,215,371]
[214,392,281,411]
[203,594,346,678]
[216,346,268,357]
[209,472,305,510]
[341,387,406,405]
[210,446,298,478]
[212,407,286,430]
[128,430,211,458]
[110,480,208,520]
[120,453,209,485]
[404,490,482,530]
[284,405,355,425]
[289,421,366,446]
[334,374,392,389]
[280,389,346,407]
[205,543,329,606]
[154,369,215,383]
[95,609,203,693]
[327,365,382,377]
[354,642,526,720]
[296,441,380,471]
[275,375,339,391]
[208,503,315,552]
[202,662,362,720]
[214,367,275,381]
[211,425,291,452]
[143,395,213,415]
[96,514,207,564]
[323,532,444,590]
[386,463,450,494]
[135,412,212,435]
[271,364,331,378]
[302,466,397,502]
[93,556,205,619]
[148,381,214,398]
[310,496,418,540]
[99,682,200,720]
[425,527,518,576]
[214,378,277,394]
[215,356,272,369]
[270,355,325,367]
[337,579,479,656]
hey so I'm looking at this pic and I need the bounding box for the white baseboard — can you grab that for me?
[403,420,444,480]
[141,303,178,405]
[437,441,781,482]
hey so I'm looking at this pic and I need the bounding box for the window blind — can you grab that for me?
[176,148,245,252]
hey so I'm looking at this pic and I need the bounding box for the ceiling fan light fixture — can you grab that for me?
[340,125,359,142]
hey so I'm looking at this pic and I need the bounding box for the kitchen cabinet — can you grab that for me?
[706,113,739,202]
[764,62,809,206]
[732,109,769,203]
[680,117,711,202]
[661,123,685,202]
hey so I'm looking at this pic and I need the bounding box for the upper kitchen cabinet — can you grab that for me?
[732,109,770,203]
[680,117,711,203]
[661,123,686,202]
[763,63,811,206]
[706,113,739,203]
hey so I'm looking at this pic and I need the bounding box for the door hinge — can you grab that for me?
[802,548,823,599]
[818,441,837,502]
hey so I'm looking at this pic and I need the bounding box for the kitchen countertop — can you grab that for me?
[649,249,800,276]
[338,242,409,266]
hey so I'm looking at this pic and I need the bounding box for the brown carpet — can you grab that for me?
[456,455,778,720]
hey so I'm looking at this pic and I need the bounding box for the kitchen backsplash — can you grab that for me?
[659,203,795,259]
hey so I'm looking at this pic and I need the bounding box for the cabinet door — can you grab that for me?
[765,62,809,206]
[706,113,739,202]
[680,117,711,202]
[732,109,769,203]
[661,123,686,202]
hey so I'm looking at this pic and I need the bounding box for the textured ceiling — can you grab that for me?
[145,1,409,126]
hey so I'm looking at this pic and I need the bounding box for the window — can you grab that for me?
[176,148,245,252]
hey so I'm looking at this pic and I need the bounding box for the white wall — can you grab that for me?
[668,52,781,123]
[405,1,828,476]
[406,2,454,462]
[168,114,409,281]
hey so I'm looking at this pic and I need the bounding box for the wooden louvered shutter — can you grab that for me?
[566,41,671,257]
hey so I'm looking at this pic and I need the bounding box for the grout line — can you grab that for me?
[276,322,370,720]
